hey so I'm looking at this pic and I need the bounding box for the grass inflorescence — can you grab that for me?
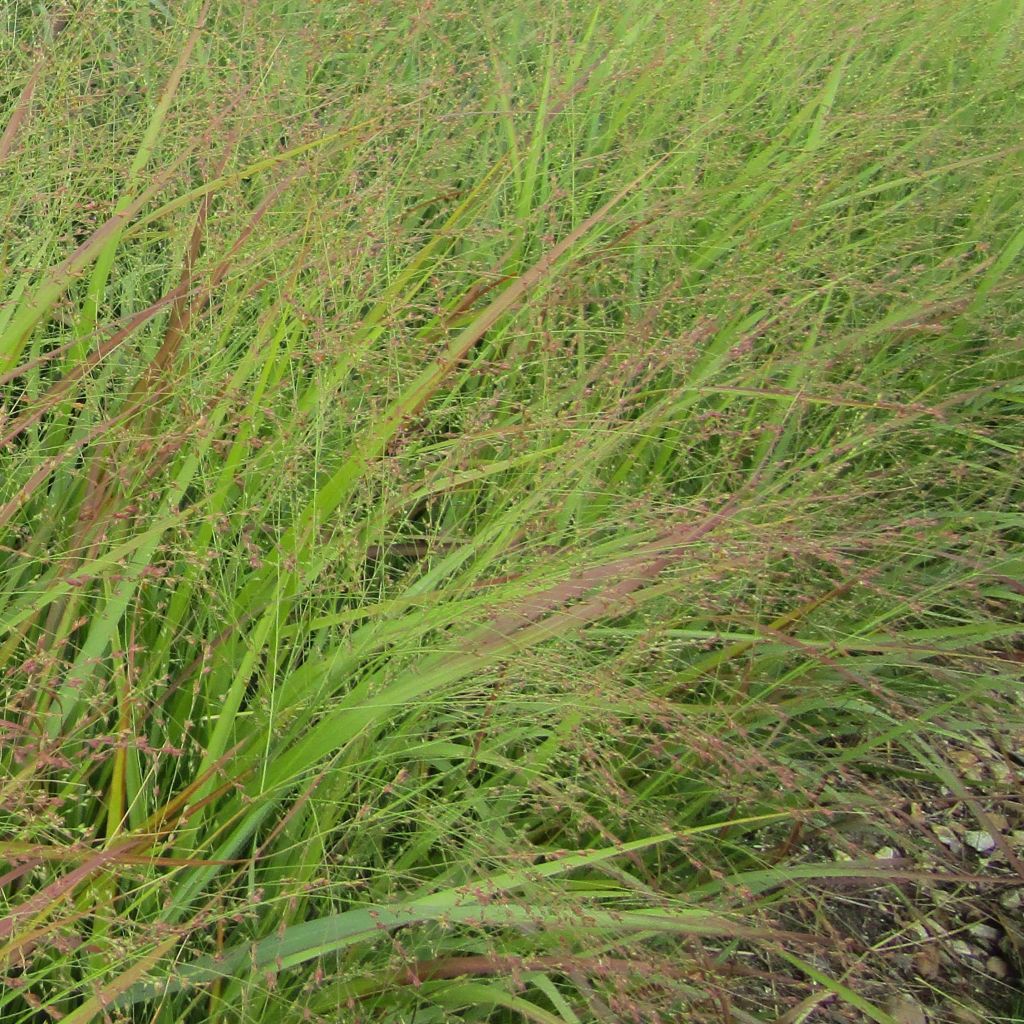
[1,1,1022,1022]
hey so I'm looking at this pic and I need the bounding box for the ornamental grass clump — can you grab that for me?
[1,1,1022,1021]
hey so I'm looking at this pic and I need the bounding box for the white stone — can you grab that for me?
[964,830,995,854]
[967,923,999,946]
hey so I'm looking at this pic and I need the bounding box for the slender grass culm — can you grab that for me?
[1,1,1022,1022]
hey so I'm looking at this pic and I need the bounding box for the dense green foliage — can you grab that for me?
[1,1,1021,1021]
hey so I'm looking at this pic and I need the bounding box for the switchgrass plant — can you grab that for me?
[1,1,1022,1021]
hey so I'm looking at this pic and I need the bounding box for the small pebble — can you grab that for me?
[885,995,928,1024]
[967,923,1000,946]
[948,939,984,959]
[932,824,963,854]
[964,830,995,854]
[986,956,1009,979]
[998,888,1022,911]
[875,845,899,860]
